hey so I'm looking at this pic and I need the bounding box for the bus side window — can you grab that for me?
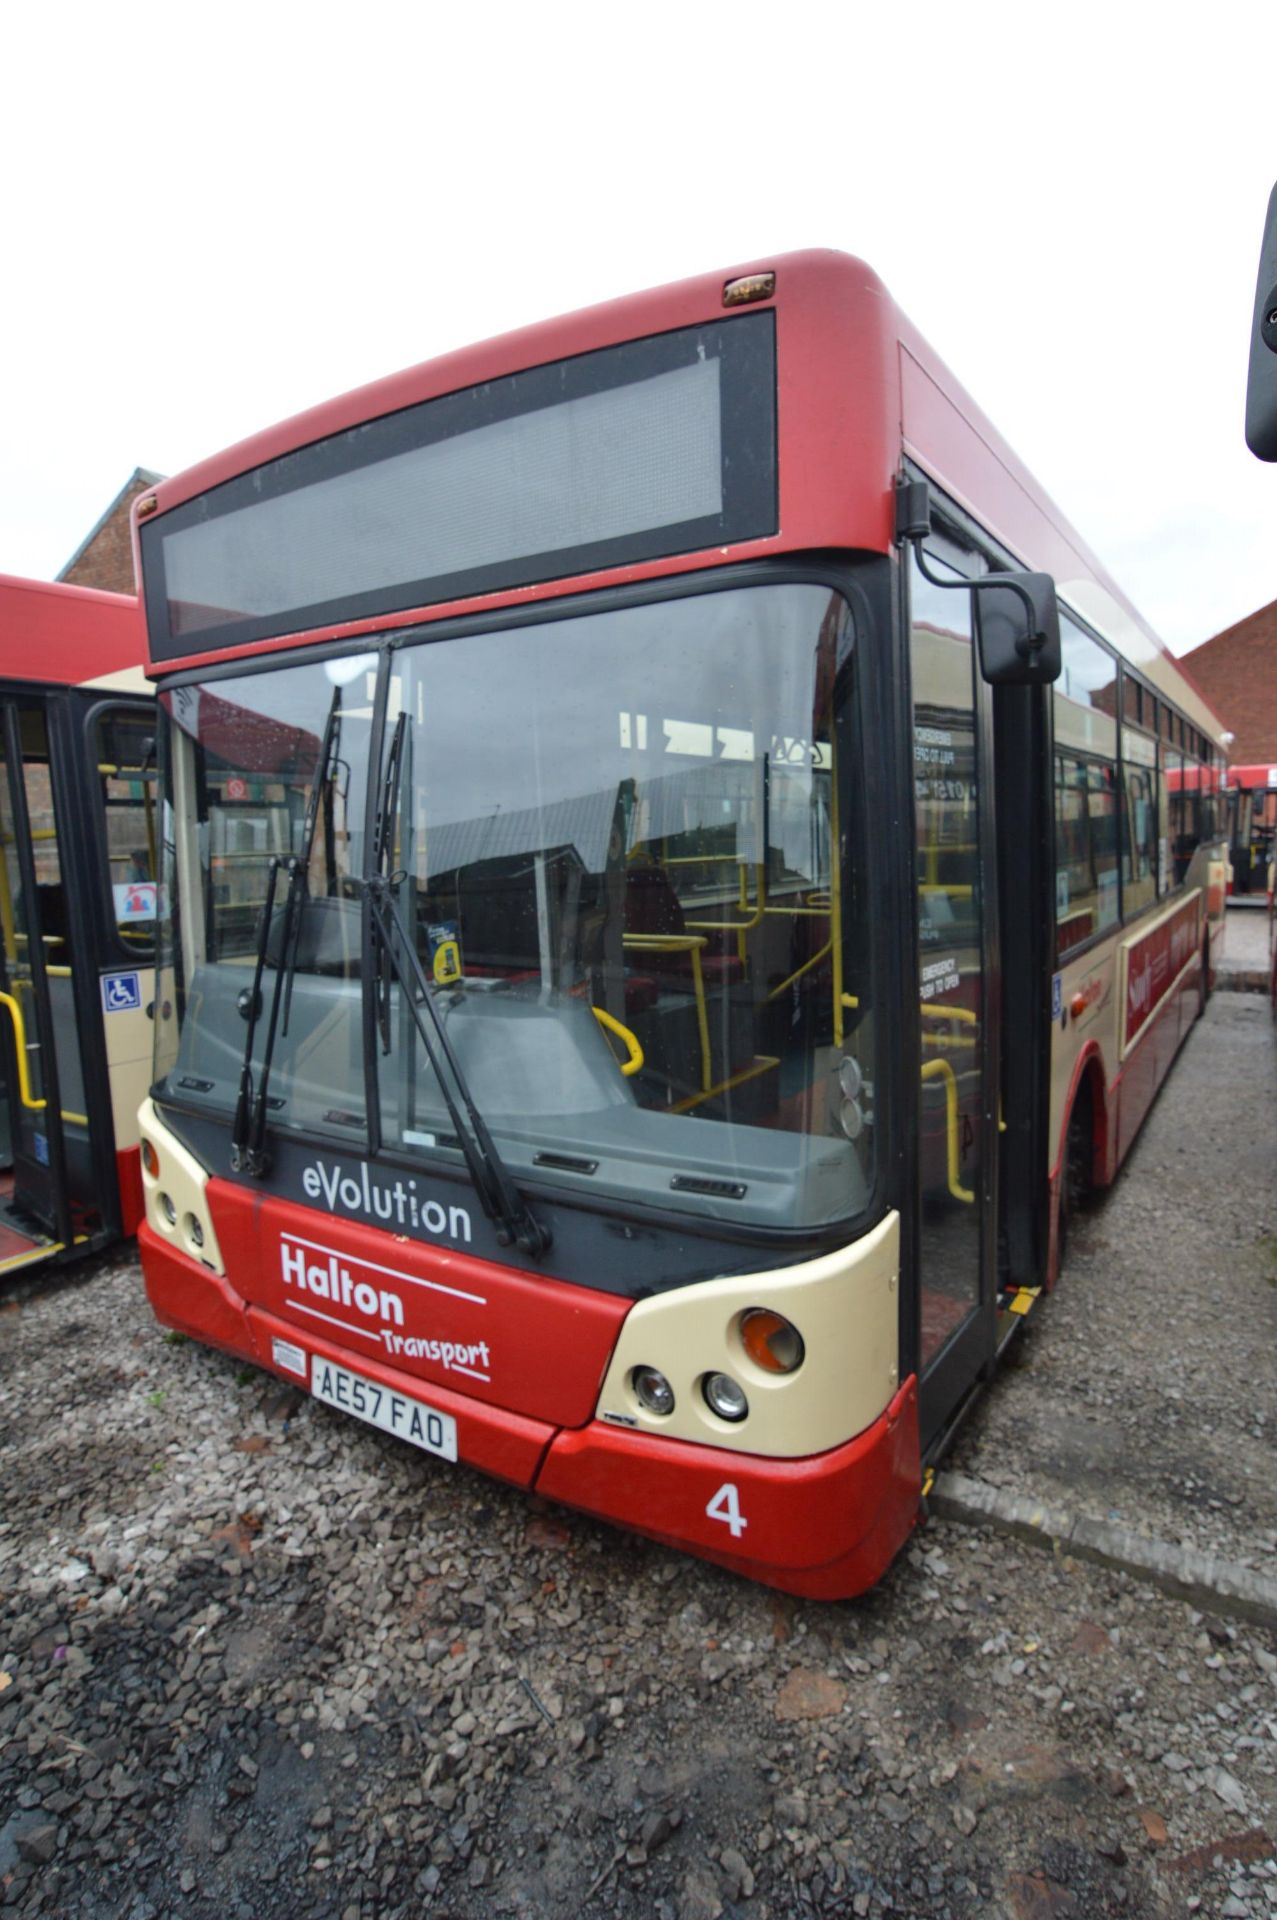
[1120,729,1158,917]
[1053,752,1119,956]
[94,708,158,954]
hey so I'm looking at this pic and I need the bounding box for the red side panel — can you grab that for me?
[206,1180,630,1429]
[535,1380,920,1601]
[0,575,142,687]
[116,1147,144,1238]
[140,1224,554,1487]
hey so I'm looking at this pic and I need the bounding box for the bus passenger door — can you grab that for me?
[0,697,96,1265]
[908,544,999,1452]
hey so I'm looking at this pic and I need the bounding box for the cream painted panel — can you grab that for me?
[138,1095,224,1272]
[1048,946,1119,1170]
[103,969,154,1151]
[1048,890,1205,1166]
[82,665,153,695]
[595,1212,899,1459]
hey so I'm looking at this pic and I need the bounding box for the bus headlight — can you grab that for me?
[703,1373,748,1422]
[631,1366,675,1416]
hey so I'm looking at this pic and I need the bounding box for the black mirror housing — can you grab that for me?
[975,571,1061,685]
[1246,181,1277,460]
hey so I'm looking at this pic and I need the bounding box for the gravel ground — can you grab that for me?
[1217,907,1273,989]
[2,994,1276,1920]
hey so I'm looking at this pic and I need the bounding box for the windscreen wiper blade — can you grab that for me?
[230,853,285,1175]
[232,692,343,1179]
[281,689,343,1038]
[372,713,407,1053]
[365,873,551,1260]
[236,856,306,1176]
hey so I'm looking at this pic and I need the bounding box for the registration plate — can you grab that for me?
[311,1358,458,1462]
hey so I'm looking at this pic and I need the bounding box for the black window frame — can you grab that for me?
[150,552,894,1282]
[142,313,779,661]
[84,696,160,966]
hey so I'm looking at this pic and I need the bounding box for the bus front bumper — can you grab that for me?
[140,1223,920,1600]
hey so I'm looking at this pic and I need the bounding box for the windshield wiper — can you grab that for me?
[230,691,343,1178]
[371,712,407,1054]
[364,873,551,1258]
[231,853,281,1174]
[365,711,549,1258]
[282,690,343,1037]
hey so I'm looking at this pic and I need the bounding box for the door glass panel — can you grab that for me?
[0,718,48,1186]
[911,552,984,1367]
[95,708,159,954]
[0,702,98,1236]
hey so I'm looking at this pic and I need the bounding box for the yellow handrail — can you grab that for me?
[623,933,712,1094]
[920,1056,974,1204]
[0,990,88,1127]
[0,990,45,1112]
[685,864,767,966]
[766,939,831,1003]
[591,1005,644,1077]
[921,1001,976,1026]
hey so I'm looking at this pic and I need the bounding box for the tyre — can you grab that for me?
[1058,1096,1092,1270]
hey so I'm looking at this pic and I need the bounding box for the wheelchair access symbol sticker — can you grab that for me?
[102,972,142,1014]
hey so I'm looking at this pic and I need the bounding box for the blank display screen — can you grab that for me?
[144,312,776,657]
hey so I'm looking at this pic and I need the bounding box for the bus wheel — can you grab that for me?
[1198,935,1211,1016]
[1058,1098,1092,1268]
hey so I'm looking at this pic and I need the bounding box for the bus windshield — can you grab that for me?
[154,578,876,1231]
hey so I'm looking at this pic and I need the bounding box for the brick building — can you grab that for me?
[56,468,163,596]
[1180,599,1277,765]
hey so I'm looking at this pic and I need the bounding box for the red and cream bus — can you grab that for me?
[0,576,157,1277]
[133,253,1227,1597]
[1224,763,1277,898]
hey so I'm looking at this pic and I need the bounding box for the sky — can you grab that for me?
[3,5,1275,657]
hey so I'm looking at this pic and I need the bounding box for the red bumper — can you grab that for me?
[139,1224,920,1599]
[537,1380,919,1599]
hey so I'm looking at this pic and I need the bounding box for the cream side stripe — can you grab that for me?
[81,664,153,695]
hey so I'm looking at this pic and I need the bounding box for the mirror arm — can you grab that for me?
[908,535,1046,660]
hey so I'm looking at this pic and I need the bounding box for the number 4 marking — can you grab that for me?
[706,1482,747,1539]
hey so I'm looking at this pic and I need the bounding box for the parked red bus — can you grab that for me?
[133,254,1227,1597]
[1224,763,1277,898]
[0,576,157,1277]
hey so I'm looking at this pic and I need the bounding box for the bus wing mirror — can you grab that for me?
[1245,181,1277,460]
[974,572,1062,686]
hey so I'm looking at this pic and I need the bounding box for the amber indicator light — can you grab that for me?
[137,495,159,519]
[141,1138,159,1177]
[740,1308,805,1374]
[722,272,776,309]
